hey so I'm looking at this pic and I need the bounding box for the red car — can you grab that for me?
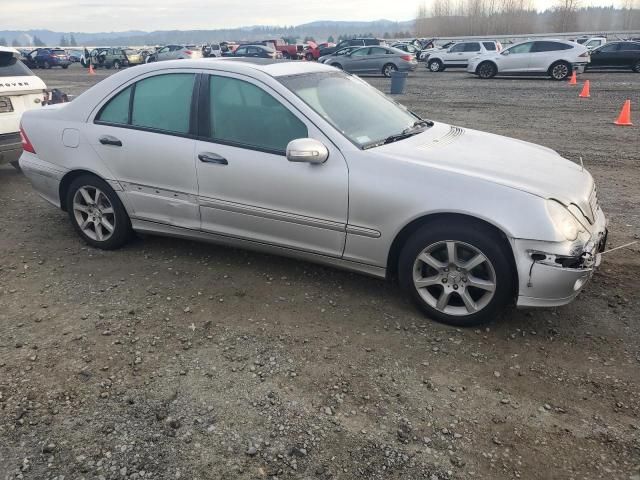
[304,41,336,61]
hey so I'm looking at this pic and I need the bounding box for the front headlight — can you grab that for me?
[546,200,585,241]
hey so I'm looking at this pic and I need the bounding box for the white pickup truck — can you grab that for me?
[0,46,47,169]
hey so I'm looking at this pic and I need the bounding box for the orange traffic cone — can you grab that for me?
[88,63,96,75]
[578,80,590,98]
[614,100,633,126]
[568,70,577,85]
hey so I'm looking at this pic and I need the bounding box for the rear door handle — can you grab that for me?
[99,135,122,147]
[198,152,228,165]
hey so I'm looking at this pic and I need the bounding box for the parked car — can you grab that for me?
[318,46,360,64]
[101,48,144,69]
[202,43,223,58]
[587,41,640,72]
[579,37,607,50]
[67,49,83,62]
[467,39,590,80]
[81,47,109,67]
[324,46,417,77]
[18,58,608,326]
[23,48,71,69]
[0,47,47,168]
[225,45,279,59]
[148,45,203,62]
[427,41,501,71]
[303,42,335,61]
[419,41,456,62]
[319,38,385,57]
[391,42,422,61]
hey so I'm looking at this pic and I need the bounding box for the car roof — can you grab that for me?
[0,46,20,56]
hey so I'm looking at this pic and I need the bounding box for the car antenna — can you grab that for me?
[579,156,584,172]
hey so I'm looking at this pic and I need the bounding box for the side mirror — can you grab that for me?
[501,50,510,56]
[286,138,329,164]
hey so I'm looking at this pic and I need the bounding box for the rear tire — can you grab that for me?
[428,59,443,72]
[477,61,497,79]
[44,61,51,69]
[398,220,513,327]
[66,175,132,250]
[113,60,121,69]
[632,60,640,73]
[62,64,69,69]
[549,61,571,80]
[305,52,314,61]
[383,63,398,77]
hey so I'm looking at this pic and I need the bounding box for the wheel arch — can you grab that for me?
[547,59,571,74]
[476,59,498,74]
[386,212,518,288]
[59,169,116,212]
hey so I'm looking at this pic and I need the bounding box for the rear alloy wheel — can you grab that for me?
[632,60,640,73]
[477,61,497,79]
[428,59,443,72]
[550,61,571,80]
[305,52,314,61]
[43,61,51,69]
[66,175,131,250]
[383,63,398,77]
[399,222,513,326]
[113,60,121,69]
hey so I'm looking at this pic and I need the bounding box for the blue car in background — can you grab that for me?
[23,48,71,69]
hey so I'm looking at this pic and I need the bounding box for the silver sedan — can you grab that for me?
[19,58,607,326]
[323,46,418,77]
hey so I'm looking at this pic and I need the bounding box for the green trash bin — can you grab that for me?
[390,71,408,94]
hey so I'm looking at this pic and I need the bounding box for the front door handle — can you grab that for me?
[198,152,228,165]
[99,135,122,147]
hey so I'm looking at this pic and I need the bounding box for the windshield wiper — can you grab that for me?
[362,119,434,150]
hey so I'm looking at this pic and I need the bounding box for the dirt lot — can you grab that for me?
[1,64,639,480]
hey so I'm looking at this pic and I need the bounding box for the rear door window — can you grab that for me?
[508,42,533,54]
[96,73,195,135]
[483,42,496,51]
[369,47,387,55]
[532,41,572,52]
[464,42,481,52]
[619,43,640,51]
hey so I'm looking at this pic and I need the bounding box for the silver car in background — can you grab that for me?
[148,44,203,62]
[18,58,607,326]
[323,46,418,77]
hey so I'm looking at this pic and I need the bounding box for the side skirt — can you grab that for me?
[131,219,387,279]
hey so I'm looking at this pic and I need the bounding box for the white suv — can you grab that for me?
[427,41,501,71]
[467,39,590,80]
[0,47,47,169]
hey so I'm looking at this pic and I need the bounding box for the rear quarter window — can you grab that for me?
[483,42,496,51]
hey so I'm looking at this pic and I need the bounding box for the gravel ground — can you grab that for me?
[1,64,639,480]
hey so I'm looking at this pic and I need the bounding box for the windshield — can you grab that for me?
[0,53,33,77]
[280,71,424,149]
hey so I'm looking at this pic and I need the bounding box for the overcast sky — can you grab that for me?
[3,0,618,32]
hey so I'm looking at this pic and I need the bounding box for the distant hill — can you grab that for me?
[0,20,414,47]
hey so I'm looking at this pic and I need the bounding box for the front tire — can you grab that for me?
[305,52,314,61]
[549,61,571,80]
[398,221,513,327]
[477,61,497,79]
[383,63,398,77]
[428,59,443,72]
[113,60,121,69]
[43,61,51,69]
[66,175,131,250]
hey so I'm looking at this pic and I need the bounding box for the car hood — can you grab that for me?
[374,122,595,220]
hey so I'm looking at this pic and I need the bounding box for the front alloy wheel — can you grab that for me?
[383,63,398,77]
[399,222,513,326]
[412,241,496,316]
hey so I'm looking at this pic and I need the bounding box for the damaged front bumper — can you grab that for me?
[515,207,607,308]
